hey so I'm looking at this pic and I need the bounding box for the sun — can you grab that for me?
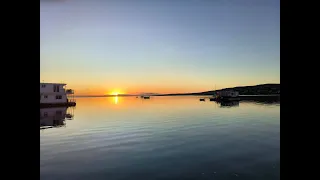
[109,90,124,96]
[111,91,119,96]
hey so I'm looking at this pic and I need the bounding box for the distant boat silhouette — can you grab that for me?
[210,90,240,101]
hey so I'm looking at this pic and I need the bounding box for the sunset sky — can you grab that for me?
[40,0,279,95]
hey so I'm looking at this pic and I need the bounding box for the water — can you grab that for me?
[40,96,280,180]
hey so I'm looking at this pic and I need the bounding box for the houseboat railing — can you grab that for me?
[67,99,76,103]
[66,89,74,94]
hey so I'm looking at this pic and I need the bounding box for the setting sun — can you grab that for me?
[109,90,124,96]
[111,92,119,95]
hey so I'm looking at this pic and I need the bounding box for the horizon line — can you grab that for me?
[73,83,280,97]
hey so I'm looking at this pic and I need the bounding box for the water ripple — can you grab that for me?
[41,97,280,180]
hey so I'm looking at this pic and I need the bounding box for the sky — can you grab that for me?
[40,0,280,95]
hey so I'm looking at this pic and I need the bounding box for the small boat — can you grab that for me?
[209,94,219,101]
[143,96,150,99]
[212,91,240,102]
[199,98,205,101]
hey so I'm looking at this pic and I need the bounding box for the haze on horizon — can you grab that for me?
[40,0,280,96]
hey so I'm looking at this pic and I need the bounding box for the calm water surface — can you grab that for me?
[40,96,280,180]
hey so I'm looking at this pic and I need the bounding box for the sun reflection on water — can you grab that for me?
[113,96,118,104]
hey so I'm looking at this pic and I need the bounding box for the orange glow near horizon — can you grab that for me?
[41,73,279,96]
[65,81,279,96]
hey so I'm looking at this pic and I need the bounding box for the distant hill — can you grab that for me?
[157,84,280,96]
[198,83,280,95]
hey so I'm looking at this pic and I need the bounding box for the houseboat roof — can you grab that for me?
[40,82,67,85]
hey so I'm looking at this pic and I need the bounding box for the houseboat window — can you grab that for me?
[56,111,62,115]
[44,95,48,98]
[44,112,48,117]
[56,95,62,99]
[53,85,60,92]
[41,84,46,88]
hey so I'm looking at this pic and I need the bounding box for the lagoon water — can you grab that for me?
[40,96,280,180]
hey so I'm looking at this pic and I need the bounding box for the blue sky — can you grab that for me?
[40,0,279,95]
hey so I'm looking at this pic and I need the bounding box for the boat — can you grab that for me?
[143,96,150,99]
[40,82,76,108]
[199,98,205,101]
[210,90,240,102]
[209,85,218,101]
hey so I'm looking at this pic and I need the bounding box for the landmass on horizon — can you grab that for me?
[74,84,280,97]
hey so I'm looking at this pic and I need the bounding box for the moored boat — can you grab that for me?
[210,91,240,102]
[40,82,76,108]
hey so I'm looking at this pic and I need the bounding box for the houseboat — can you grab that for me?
[210,90,240,101]
[40,82,76,108]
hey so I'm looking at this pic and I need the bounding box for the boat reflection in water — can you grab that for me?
[40,107,74,130]
[214,96,280,108]
[217,100,240,108]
